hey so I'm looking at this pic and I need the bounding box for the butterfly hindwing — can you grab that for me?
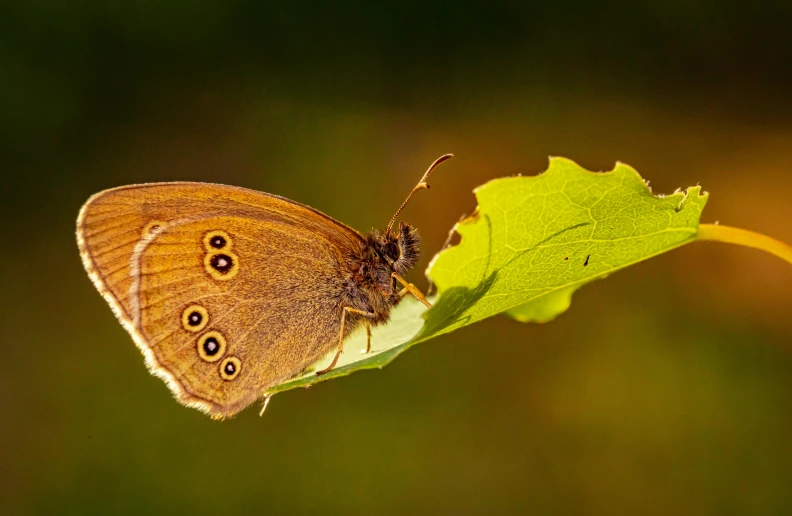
[134,216,348,415]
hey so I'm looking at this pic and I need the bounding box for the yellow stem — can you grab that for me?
[697,224,792,265]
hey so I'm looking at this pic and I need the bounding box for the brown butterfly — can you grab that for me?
[76,155,452,418]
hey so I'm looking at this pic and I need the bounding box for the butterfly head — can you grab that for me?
[349,223,421,320]
[346,155,451,319]
[372,221,421,275]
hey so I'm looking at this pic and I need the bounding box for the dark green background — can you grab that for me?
[2,2,791,514]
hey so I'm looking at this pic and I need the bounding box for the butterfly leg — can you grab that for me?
[316,307,374,376]
[392,272,431,308]
[359,323,373,354]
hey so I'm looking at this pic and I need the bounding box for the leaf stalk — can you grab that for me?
[697,224,792,265]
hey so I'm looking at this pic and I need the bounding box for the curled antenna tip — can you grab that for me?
[421,153,454,182]
[386,153,454,232]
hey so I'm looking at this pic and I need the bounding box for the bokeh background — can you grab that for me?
[2,2,791,514]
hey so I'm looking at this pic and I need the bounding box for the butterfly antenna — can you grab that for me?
[386,153,454,233]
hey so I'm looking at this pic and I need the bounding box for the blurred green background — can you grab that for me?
[2,1,791,514]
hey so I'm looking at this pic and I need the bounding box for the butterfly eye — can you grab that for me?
[204,251,240,281]
[181,305,209,332]
[197,331,227,362]
[203,230,233,252]
[220,357,241,381]
[384,241,400,260]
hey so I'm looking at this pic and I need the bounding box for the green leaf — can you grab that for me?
[505,286,576,323]
[267,158,708,395]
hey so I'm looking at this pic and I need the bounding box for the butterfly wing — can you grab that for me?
[77,182,364,417]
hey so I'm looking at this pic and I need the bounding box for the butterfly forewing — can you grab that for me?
[77,183,364,416]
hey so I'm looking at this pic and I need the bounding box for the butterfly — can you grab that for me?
[76,155,452,418]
